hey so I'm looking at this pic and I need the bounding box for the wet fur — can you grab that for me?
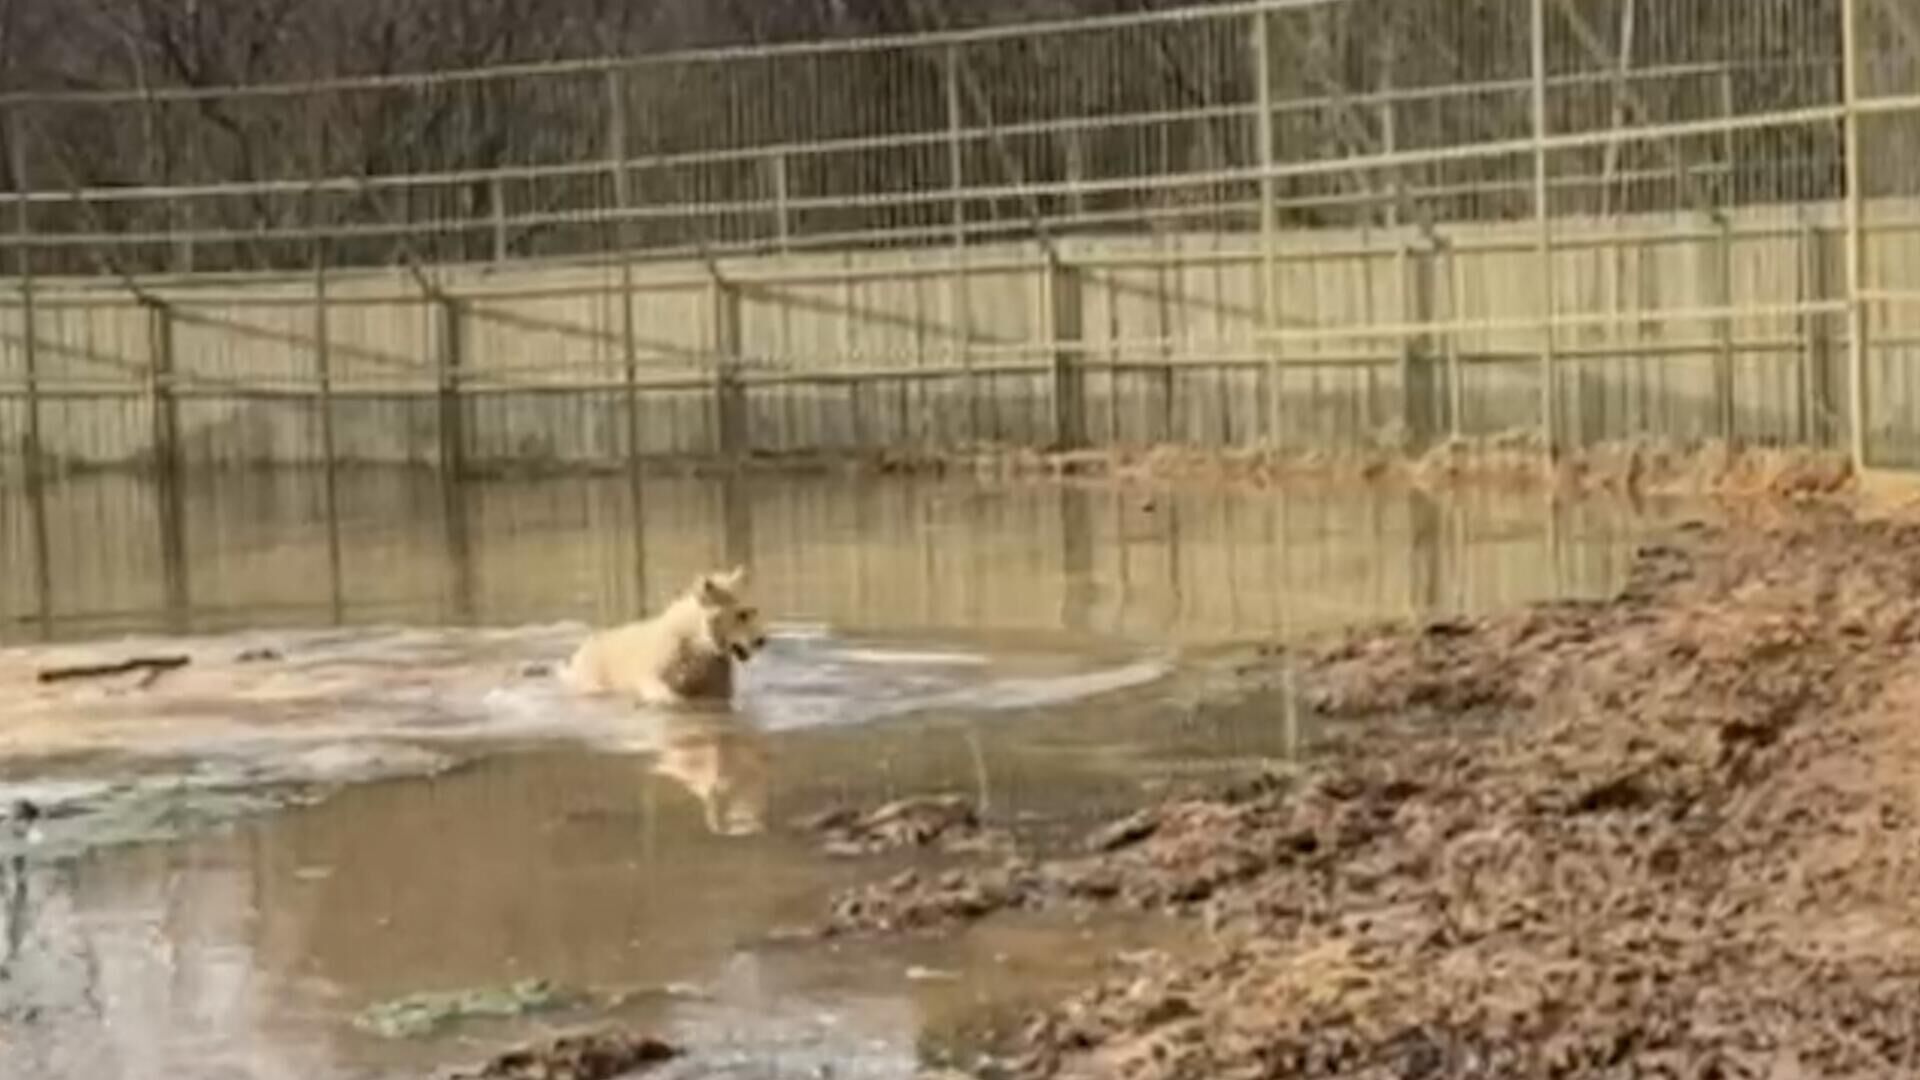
[561,567,766,705]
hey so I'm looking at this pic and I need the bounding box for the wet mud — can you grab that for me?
[818,506,1920,1078]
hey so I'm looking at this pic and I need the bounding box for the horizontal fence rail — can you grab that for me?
[3,0,1920,477]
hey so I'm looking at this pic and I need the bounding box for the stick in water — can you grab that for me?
[36,655,191,685]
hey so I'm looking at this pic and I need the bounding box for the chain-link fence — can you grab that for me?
[1,0,1916,471]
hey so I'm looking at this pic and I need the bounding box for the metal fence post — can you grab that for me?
[768,151,792,253]
[437,293,466,476]
[489,176,509,264]
[147,299,181,475]
[309,148,344,619]
[1048,260,1086,449]
[174,121,197,274]
[1252,8,1279,446]
[607,66,643,466]
[1403,231,1440,448]
[1711,213,1736,444]
[7,107,42,487]
[612,66,651,609]
[1529,0,1559,456]
[1799,217,1838,448]
[945,43,977,445]
[1842,0,1869,472]
[1444,234,1465,439]
[712,280,747,459]
[147,296,190,627]
[310,231,336,472]
[7,105,51,634]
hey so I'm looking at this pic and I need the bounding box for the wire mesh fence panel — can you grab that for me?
[1853,0,1920,466]
[0,0,1913,471]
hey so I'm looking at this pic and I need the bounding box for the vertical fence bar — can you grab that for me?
[712,281,746,460]
[489,176,509,264]
[1378,61,1401,233]
[8,105,51,635]
[437,293,466,476]
[8,109,42,482]
[841,265,859,448]
[147,299,181,477]
[310,235,335,472]
[769,151,792,253]
[607,67,642,467]
[1252,9,1279,447]
[1403,230,1439,447]
[1717,68,1737,184]
[1842,0,1869,471]
[1712,213,1736,443]
[1049,261,1086,448]
[945,44,976,445]
[309,122,343,621]
[609,66,648,605]
[1444,235,1465,439]
[1800,217,1838,447]
[148,297,190,628]
[433,264,475,620]
[1529,0,1558,454]
[767,151,802,449]
[175,131,197,274]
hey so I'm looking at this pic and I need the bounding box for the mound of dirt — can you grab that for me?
[821,507,1920,1078]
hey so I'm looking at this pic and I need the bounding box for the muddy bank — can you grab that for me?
[820,507,1920,1077]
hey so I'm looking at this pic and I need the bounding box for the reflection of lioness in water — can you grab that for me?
[561,566,768,706]
[652,710,771,836]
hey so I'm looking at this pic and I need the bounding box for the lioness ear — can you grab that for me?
[718,565,748,590]
[696,575,725,605]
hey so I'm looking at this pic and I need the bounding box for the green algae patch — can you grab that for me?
[351,978,577,1039]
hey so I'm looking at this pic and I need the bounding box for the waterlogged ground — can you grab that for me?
[814,506,1920,1079]
[0,471,1686,1080]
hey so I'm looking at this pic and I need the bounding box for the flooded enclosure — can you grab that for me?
[0,470,1687,1079]
[14,0,1920,1071]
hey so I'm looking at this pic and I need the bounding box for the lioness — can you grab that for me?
[560,566,768,705]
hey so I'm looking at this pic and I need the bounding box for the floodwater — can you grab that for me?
[0,469,1686,1080]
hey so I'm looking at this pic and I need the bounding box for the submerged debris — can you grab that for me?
[820,508,1920,1077]
[353,978,576,1039]
[35,654,189,687]
[446,1030,678,1080]
[795,794,1010,857]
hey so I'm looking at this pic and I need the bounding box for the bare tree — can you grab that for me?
[1,0,1852,274]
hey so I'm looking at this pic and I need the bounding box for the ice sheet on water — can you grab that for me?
[0,622,1170,853]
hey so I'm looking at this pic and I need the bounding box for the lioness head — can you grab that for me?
[693,565,767,662]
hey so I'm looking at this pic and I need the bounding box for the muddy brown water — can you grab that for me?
[0,470,1686,1080]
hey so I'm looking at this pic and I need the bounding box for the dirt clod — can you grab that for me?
[447,1030,678,1080]
[797,794,1010,857]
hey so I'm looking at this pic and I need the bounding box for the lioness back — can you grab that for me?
[563,620,672,698]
